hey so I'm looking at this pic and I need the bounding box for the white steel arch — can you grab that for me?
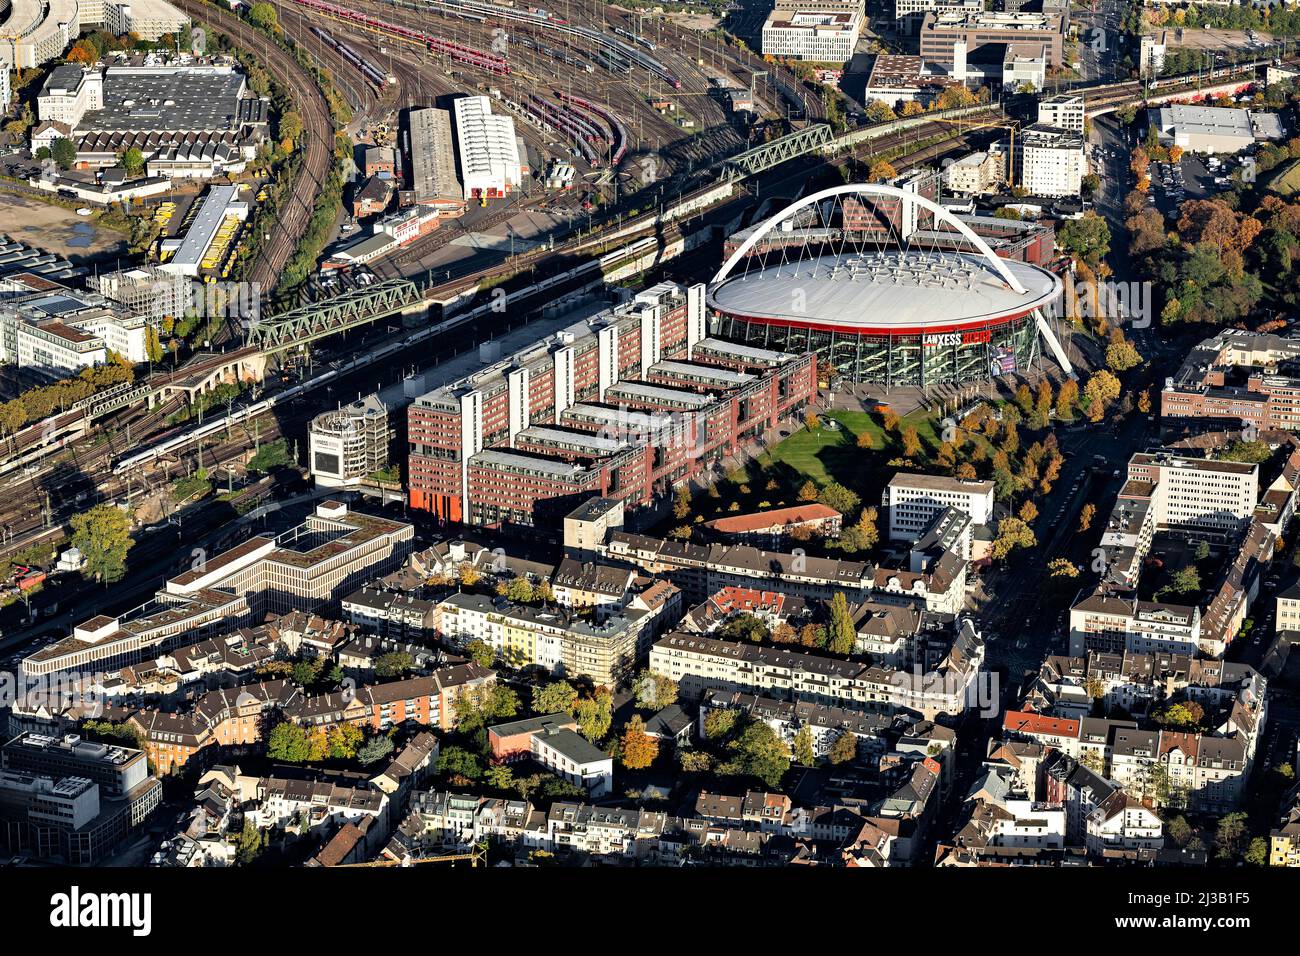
[711,183,1029,295]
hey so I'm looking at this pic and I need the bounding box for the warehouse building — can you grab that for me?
[35,64,268,178]
[1149,104,1262,154]
[407,106,465,214]
[453,95,523,202]
[158,183,249,277]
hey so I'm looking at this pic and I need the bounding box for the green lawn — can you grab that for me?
[1266,159,1300,198]
[713,408,951,517]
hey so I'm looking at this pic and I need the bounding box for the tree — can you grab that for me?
[703,708,739,740]
[291,659,322,687]
[505,576,534,603]
[901,425,922,458]
[533,680,579,714]
[991,517,1036,561]
[485,764,515,790]
[458,563,482,588]
[633,670,677,710]
[279,110,303,142]
[828,729,857,765]
[1078,503,1096,532]
[437,745,483,782]
[1047,557,1079,579]
[793,726,816,766]
[881,408,900,432]
[1166,815,1193,847]
[678,749,713,772]
[120,146,145,175]
[1245,837,1269,867]
[817,481,860,516]
[797,480,818,502]
[70,504,134,583]
[373,651,414,678]
[673,484,692,520]
[720,718,790,789]
[51,137,77,170]
[247,1,280,32]
[1154,701,1204,728]
[466,638,495,666]
[574,691,613,743]
[1057,213,1111,269]
[805,410,821,431]
[235,821,267,865]
[357,734,395,765]
[620,715,658,769]
[327,723,363,760]
[1213,812,1249,862]
[1137,389,1151,414]
[868,159,897,183]
[454,683,519,733]
[1018,500,1039,524]
[827,592,856,655]
[855,506,879,550]
[67,39,98,64]
[1106,338,1143,372]
[267,722,312,763]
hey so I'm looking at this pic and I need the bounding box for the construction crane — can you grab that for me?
[921,114,1021,188]
[334,841,488,868]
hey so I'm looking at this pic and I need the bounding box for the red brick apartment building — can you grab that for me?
[407,282,817,529]
[1161,330,1300,432]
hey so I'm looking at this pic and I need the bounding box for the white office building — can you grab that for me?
[762,7,864,61]
[886,472,994,542]
[103,0,190,41]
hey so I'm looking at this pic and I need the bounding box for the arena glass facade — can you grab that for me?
[710,310,1040,387]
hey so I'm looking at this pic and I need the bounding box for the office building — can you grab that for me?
[309,394,393,488]
[886,472,995,542]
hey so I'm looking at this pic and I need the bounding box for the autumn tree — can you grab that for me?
[1078,503,1096,532]
[828,729,857,765]
[901,425,922,458]
[620,715,659,770]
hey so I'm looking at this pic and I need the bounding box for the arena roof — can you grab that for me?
[708,250,1059,334]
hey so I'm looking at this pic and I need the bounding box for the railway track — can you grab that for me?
[172,0,336,318]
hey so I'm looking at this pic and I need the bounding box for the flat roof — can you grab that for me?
[709,250,1060,332]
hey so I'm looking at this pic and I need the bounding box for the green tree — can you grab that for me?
[235,821,266,865]
[437,745,483,781]
[1166,815,1193,847]
[703,708,739,740]
[70,504,134,583]
[826,592,856,655]
[465,639,494,668]
[1214,812,1249,862]
[574,692,614,743]
[504,576,534,604]
[278,110,303,142]
[120,146,145,175]
[633,670,678,710]
[1057,212,1112,269]
[357,734,395,765]
[374,651,414,678]
[267,721,311,762]
[1245,837,1269,867]
[533,679,579,714]
[247,439,291,473]
[793,725,815,766]
[247,2,280,32]
[51,136,77,170]
[817,481,860,516]
[454,683,519,733]
[720,718,790,789]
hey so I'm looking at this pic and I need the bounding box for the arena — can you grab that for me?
[707,183,1070,388]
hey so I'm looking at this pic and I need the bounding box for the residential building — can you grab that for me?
[1018,123,1085,197]
[1036,92,1084,133]
[944,149,1007,196]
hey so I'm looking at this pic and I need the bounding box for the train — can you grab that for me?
[612,26,655,52]
[420,0,682,88]
[557,90,628,166]
[311,26,394,90]
[292,0,510,76]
